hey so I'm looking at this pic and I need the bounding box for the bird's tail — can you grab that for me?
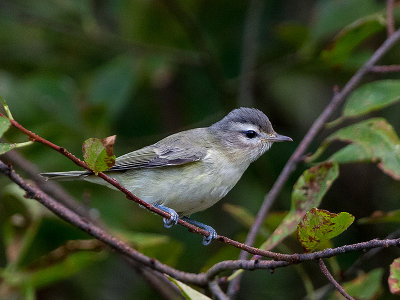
[40,171,90,181]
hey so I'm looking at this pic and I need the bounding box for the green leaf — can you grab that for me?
[327,143,371,163]
[301,0,382,58]
[389,258,400,295]
[0,143,15,155]
[328,118,400,180]
[0,115,10,137]
[82,135,116,175]
[309,0,382,41]
[321,13,385,67]
[358,209,400,224]
[21,251,105,289]
[260,162,339,251]
[328,268,383,300]
[88,55,136,121]
[0,96,14,120]
[0,141,33,155]
[297,208,354,252]
[343,80,400,118]
[166,275,212,300]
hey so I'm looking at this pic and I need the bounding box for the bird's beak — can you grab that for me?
[267,134,293,142]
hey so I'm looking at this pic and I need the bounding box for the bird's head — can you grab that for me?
[209,107,292,163]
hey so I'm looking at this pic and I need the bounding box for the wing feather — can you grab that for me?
[108,140,207,171]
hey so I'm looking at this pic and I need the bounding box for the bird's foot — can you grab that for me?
[182,217,217,246]
[154,204,179,228]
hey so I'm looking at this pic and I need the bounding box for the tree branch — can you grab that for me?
[133,262,185,300]
[1,113,301,261]
[229,27,400,298]
[0,160,207,286]
[1,150,185,299]
[4,159,400,289]
[209,279,230,300]
[387,0,395,37]
[2,150,92,219]
[318,259,354,300]
[242,28,400,252]
[370,65,400,73]
[314,228,400,300]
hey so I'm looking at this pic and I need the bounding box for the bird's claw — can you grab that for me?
[162,212,179,228]
[202,227,217,246]
[155,206,218,245]
[182,216,217,246]
[155,204,179,228]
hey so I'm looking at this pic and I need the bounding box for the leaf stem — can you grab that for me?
[0,97,14,120]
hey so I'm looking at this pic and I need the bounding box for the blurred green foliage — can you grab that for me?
[1,0,400,299]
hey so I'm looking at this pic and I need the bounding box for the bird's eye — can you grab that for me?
[244,130,257,139]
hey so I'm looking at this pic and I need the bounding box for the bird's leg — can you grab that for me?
[154,204,179,228]
[181,216,217,246]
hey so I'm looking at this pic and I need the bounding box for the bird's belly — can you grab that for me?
[109,162,245,216]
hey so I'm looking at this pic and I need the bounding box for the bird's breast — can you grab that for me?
[106,150,250,216]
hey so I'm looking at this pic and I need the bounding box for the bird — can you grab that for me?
[41,108,292,245]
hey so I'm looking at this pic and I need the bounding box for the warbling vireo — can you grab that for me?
[41,107,292,245]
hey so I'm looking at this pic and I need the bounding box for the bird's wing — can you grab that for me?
[108,144,207,171]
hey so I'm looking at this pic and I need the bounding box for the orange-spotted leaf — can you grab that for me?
[389,258,400,295]
[260,162,339,251]
[297,208,354,252]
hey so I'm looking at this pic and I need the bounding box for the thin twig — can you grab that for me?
[135,264,185,300]
[313,228,400,300]
[346,229,400,277]
[2,161,400,289]
[5,161,400,279]
[207,238,400,277]
[3,151,183,298]
[387,0,395,37]
[227,0,264,293]
[318,259,354,300]
[238,0,264,107]
[0,160,206,286]
[209,280,230,300]
[1,113,299,262]
[229,27,400,297]
[370,65,400,73]
[2,150,91,219]
[206,259,289,281]
[243,28,400,251]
